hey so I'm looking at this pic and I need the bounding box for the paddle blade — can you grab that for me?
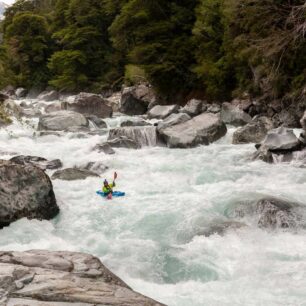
[114,172,118,180]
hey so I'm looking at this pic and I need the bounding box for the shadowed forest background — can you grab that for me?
[0,0,305,105]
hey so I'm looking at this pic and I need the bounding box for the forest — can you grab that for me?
[0,0,305,104]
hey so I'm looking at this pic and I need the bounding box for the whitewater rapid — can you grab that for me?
[1,101,306,306]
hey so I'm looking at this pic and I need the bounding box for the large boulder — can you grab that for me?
[260,127,301,152]
[0,160,59,228]
[83,162,109,174]
[108,126,159,147]
[63,93,113,118]
[38,111,88,131]
[120,84,157,115]
[233,116,274,144]
[10,155,62,170]
[120,118,151,127]
[52,168,99,181]
[157,113,191,132]
[221,102,252,126]
[37,90,59,102]
[148,105,180,120]
[93,143,116,155]
[159,113,227,148]
[0,250,165,306]
[181,99,203,117]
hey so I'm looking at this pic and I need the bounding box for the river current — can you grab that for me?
[1,99,306,306]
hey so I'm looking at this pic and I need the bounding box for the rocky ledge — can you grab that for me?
[0,250,165,306]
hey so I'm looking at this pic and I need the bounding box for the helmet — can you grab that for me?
[104,179,108,185]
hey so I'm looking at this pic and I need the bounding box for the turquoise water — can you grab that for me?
[1,112,306,305]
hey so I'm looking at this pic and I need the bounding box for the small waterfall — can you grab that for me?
[108,126,158,147]
[88,119,98,130]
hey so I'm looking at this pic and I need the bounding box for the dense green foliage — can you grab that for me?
[0,0,305,102]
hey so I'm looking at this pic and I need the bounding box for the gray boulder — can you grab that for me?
[0,160,59,228]
[83,162,109,174]
[93,143,115,155]
[15,88,27,98]
[52,168,99,181]
[207,103,221,114]
[0,250,165,306]
[108,126,159,147]
[181,99,203,117]
[148,104,180,120]
[63,93,113,118]
[159,113,227,148]
[38,111,88,131]
[221,102,252,126]
[260,127,300,152]
[120,84,157,115]
[233,116,274,144]
[10,155,62,170]
[107,136,140,149]
[37,90,59,102]
[157,113,191,132]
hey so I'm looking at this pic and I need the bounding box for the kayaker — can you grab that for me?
[102,172,117,199]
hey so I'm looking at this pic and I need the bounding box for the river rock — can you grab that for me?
[63,93,113,118]
[0,250,164,306]
[198,221,247,237]
[37,90,59,102]
[221,102,252,126]
[157,113,191,132]
[83,162,109,174]
[120,84,157,115]
[38,111,88,131]
[148,105,180,120]
[85,115,107,129]
[120,118,151,127]
[207,103,221,114]
[15,88,28,99]
[10,155,62,170]
[108,126,159,147]
[44,101,62,113]
[0,160,59,228]
[93,143,115,155]
[260,127,301,152]
[159,113,227,148]
[52,168,99,181]
[107,136,140,149]
[181,99,203,117]
[233,116,274,144]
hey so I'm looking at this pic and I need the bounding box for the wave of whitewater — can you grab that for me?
[1,100,306,306]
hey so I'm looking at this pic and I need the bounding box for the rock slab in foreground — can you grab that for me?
[160,113,227,148]
[38,111,88,131]
[0,160,59,228]
[0,250,165,306]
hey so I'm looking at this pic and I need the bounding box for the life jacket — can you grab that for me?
[103,183,115,194]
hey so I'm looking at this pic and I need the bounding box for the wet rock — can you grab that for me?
[0,92,9,103]
[37,90,59,102]
[63,93,113,118]
[233,116,274,144]
[272,109,299,128]
[252,147,273,163]
[93,143,115,155]
[52,168,99,181]
[0,160,59,228]
[38,111,88,131]
[83,162,109,174]
[260,127,301,152]
[120,118,151,127]
[221,102,252,126]
[10,155,62,170]
[105,92,121,112]
[120,84,157,115]
[1,85,15,97]
[207,103,221,114]
[85,115,107,129]
[108,126,159,147]
[159,113,227,148]
[181,99,203,117]
[198,221,247,237]
[148,104,180,120]
[256,198,300,229]
[157,113,191,132]
[0,250,164,305]
[107,136,140,149]
[15,88,27,99]
[44,101,62,113]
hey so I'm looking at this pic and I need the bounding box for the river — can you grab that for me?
[1,99,306,306]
